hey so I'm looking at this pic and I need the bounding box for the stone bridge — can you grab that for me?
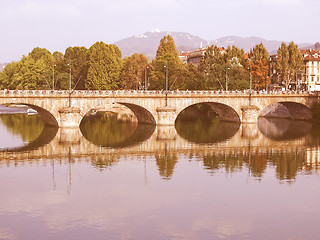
[0,90,319,127]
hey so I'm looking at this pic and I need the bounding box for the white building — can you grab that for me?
[301,49,320,91]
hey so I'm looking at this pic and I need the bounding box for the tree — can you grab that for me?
[276,42,303,90]
[0,47,54,90]
[86,42,123,90]
[249,42,269,90]
[149,35,182,90]
[287,41,304,85]
[199,45,226,90]
[276,42,290,89]
[64,47,88,90]
[121,53,149,90]
[200,45,249,90]
[177,63,204,90]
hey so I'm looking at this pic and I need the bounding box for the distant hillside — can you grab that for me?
[114,31,315,59]
[114,31,207,59]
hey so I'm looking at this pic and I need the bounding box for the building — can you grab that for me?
[301,49,320,91]
[269,49,320,91]
[179,47,226,67]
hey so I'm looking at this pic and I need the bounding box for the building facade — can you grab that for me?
[301,49,320,91]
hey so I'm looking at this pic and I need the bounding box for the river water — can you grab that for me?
[0,111,320,240]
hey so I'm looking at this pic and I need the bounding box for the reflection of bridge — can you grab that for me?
[0,124,319,170]
[0,90,318,127]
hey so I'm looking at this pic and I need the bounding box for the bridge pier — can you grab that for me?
[58,107,82,128]
[156,107,176,125]
[241,105,260,123]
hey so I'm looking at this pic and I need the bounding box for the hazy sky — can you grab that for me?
[1,0,319,63]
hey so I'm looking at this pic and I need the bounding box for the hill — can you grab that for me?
[114,31,314,58]
[114,31,207,59]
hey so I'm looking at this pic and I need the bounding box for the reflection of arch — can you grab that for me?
[177,102,240,123]
[118,102,156,125]
[2,126,58,152]
[259,102,312,120]
[176,121,240,144]
[80,118,155,148]
[258,118,312,140]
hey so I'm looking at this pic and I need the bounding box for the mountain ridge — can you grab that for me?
[114,31,315,58]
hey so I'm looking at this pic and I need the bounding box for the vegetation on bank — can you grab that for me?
[0,36,304,91]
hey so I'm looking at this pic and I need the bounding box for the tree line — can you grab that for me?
[0,36,304,91]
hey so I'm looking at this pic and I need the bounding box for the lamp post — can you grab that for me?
[164,65,168,106]
[226,66,230,91]
[145,65,149,90]
[67,61,71,91]
[249,59,252,91]
[52,64,56,90]
[67,61,72,107]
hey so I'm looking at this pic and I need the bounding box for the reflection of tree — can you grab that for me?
[155,153,178,180]
[202,155,245,174]
[0,114,44,142]
[201,151,306,181]
[271,153,305,181]
[91,156,120,171]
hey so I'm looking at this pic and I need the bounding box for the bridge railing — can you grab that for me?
[0,89,312,96]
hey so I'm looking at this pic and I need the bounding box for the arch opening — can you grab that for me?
[176,102,240,123]
[175,103,240,144]
[259,102,312,121]
[0,106,58,152]
[81,102,156,126]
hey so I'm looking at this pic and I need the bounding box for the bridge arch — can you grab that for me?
[80,102,156,125]
[259,101,312,120]
[176,102,241,123]
[1,103,59,127]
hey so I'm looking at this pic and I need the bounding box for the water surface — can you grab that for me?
[1,114,320,240]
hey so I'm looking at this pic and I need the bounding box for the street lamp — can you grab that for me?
[67,61,71,91]
[145,65,149,90]
[226,66,230,91]
[52,64,56,90]
[249,59,252,91]
[164,65,168,106]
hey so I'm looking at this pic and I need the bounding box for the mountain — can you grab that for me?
[114,31,207,59]
[114,31,315,59]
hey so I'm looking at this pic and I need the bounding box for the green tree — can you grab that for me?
[276,42,290,89]
[177,63,204,90]
[200,45,249,90]
[276,42,303,89]
[0,61,21,89]
[63,47,88,90]
[121,53,149,90]
[149,35,182,90]
[2,48,54,90]
[287,41,304,85]
[199,45,226,90]
[86,42,122,90]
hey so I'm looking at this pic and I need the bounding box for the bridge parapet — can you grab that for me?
[0,89,313,97]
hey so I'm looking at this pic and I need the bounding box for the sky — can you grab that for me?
[0,0,319,63]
